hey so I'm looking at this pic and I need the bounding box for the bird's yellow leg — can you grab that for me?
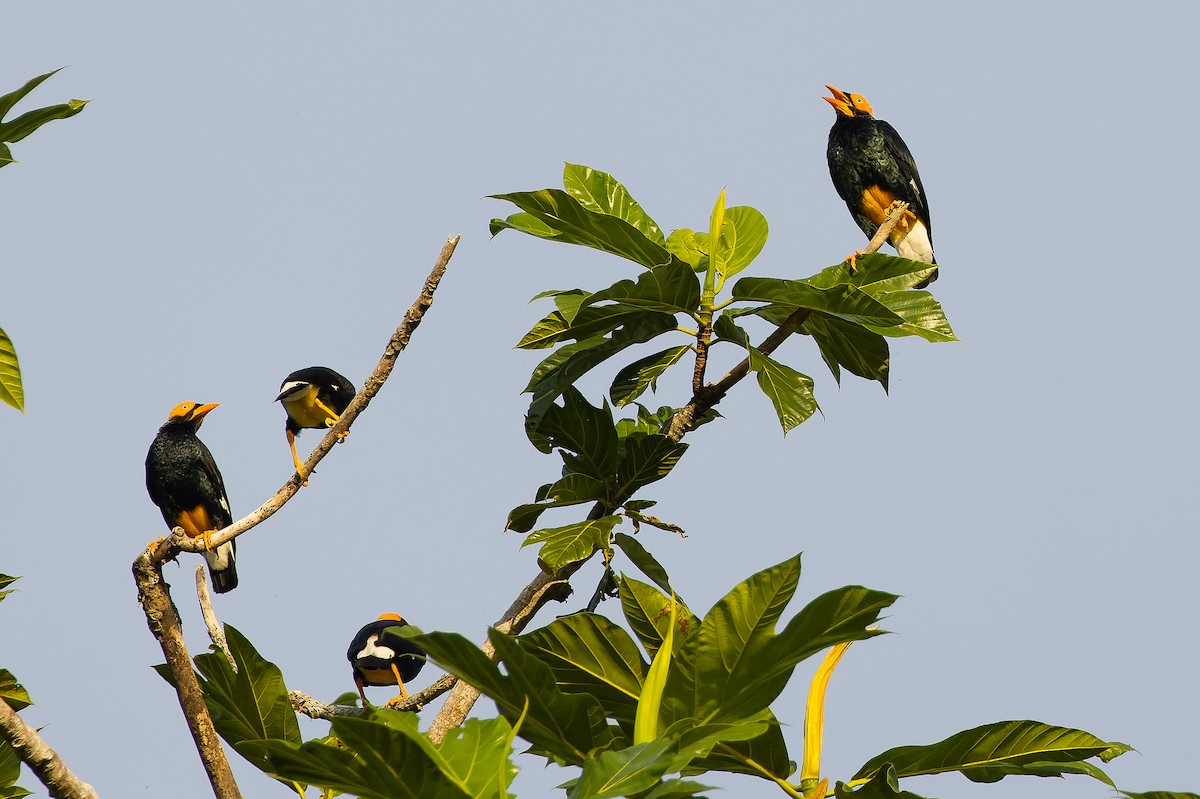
[146,536,165,552]
[843,249,865,272]
[287,430,309,486]
[200,529,219,553]
[383,664,410,707]
[315,398,349,442]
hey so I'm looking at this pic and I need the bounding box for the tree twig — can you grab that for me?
[0,699,100,799]
[288,673,458,720]
[132,235,460,799]
[196,566,235,672]
[425,208,910,737]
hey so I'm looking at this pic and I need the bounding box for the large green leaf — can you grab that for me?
[190,624,301,747]
[610,345,690,407]
[523,516,619,572]
[835,764,931,798]
[562,163,665,246]
[1122,793,1200,799]
[614,532,674,594]
[571,740,678,799]
[534,387,620,481]
[414,629,620,765]
[733,277,905,327]
[663,713,773,772]
[665,228,704,269]
[613,433,688,496]
[803,313,890,389]
[642,778,717,799]
[506,473,609,533]
[583,262,702,316]
[619,576,699,660]
[718,206,768,281]
[853,720,1131,784]
[490,189,674,269]
[0,671,30,711]
[748,347,817,434]
[682,713,792,781]
[521,612,648,723]
[525,314,678,446]
[519,304,657,350]
[0,328,24,413]
[867,290,957,343]
[0,100,88,146]
[807,253,938,292]
[430,716,521,799]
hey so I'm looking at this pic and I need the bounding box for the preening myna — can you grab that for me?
[145,402,237,593]
[824,84,937,286]
[275,366,355,480]
[347,613,426,707]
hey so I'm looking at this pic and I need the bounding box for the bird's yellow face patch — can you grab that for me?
[847,92,874,117]
[167,401,219,423]
[281,385,331,428]
[824,85,874,118]
[172,505,215,539]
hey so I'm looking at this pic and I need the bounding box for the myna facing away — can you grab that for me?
[824,84,937,286]
[347,613,426,707]
[145,401,237,593]
[275,366,355,479]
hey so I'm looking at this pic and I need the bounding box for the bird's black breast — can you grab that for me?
[145,428,230,526]
[826,116,931,238]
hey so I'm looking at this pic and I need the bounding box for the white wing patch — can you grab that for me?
[356,634,396,662]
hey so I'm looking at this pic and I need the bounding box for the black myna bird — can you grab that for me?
[275,366,355,481]
[347,613,426,707]
[824,84,937,286]
[145,401,237,593]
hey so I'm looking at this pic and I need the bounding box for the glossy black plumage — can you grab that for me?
[824,84,937,286]
[145,402,237,593]
[275,366,355,478]
[347,614,426,707]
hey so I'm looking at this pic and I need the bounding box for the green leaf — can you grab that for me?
[0,328,24,413]
[525,314,678,446]
[835,764,931,798]
[803,313,890,389]
[614,532,673,594]
[0,786,32,799]
[748,347,817,433]
[683,714,793,780]
[0,738,19,787]
[521,612,648,723]
[534,387,620,481]
[733,277,905,327]
[562,163,665,246]
[719,206,768,281]
[0,671,30,711]
[506,473,609,533]
[665,228,704,269]
[192,624,301,747]
[853,720,1132,784]
[0,70,62,121]
[414,629,621,765]
[619,576,699,660]
[635,596,676,743]
[523,516,619,572]
[713,313,750,347]
[1121,793,1200,799]
[807,252,937,292]
[0,100,88,145]
[614,433,688,496]
[433,716,521,799]
[519,304,656,350]
[571,740,678,799]
[490,189,675,269]
[0,575,17,605]
[583,262,702,315]
[642,778,717,799]
[610,346,690,407]
[867,290,957,343]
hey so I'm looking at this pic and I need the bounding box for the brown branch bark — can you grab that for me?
[425,209,911,738]
[0,699,100,799]
[133,235,460,798]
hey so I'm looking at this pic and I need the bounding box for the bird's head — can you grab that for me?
[165,401,219,429]
[823,84,874,118]
[377,612,406,623]
[275,379,313,404]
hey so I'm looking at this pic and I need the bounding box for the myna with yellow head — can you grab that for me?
[145,401,237,593]
[824,84,937,286]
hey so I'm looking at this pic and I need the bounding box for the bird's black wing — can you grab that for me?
[876,119,932,240]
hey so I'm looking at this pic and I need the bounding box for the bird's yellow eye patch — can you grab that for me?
[169,401,195,419]
[850,93,874,116]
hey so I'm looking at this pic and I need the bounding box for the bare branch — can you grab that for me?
[196,566,235,672]
[0,699,100,799]
[133,237,460,799]
[288,673,458,721]
[148,234,462,561]
[425,210,912,737]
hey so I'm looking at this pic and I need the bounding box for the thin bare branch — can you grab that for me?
[0,699,100,799]
[288,673,457,720]
[426,210,911,737]
[196,566,235,672]
[133,236,460,799]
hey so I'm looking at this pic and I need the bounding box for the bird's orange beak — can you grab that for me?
[192,402,220,420]
[823,84,852,116]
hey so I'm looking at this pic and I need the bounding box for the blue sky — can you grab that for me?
[4,2,1198,797]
